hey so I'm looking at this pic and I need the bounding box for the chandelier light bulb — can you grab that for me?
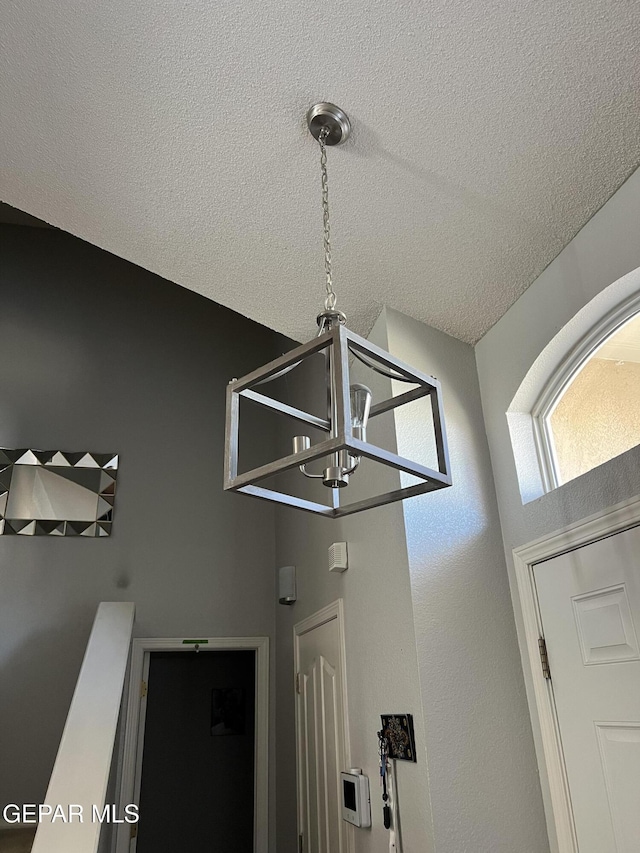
[350,384,372,442]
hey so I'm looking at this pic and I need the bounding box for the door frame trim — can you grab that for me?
[293,599,353,853]
[115,636,269,853]
[513,493,640,853]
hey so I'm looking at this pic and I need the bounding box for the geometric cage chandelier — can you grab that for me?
[224,103,452,517]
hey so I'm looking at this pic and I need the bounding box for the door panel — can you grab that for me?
[595,723,640,850]
[296,610,350,853]
[534,524,640,853]
[301,665,320,851]
[321,658,340,844]
[572,584,639,665]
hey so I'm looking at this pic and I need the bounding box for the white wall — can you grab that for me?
[275,306,549,853]
[275,310,434,853]
[385,308,549,853]
[475,165,640,850]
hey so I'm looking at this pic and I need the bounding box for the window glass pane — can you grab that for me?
[548,313,640,485]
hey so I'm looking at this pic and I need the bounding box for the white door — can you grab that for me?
[295,603,351,853]
[534,524,640,852]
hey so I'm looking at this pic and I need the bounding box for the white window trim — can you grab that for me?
[531,291,640,491]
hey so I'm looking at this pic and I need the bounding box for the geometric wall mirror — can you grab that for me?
[0,449,118,536]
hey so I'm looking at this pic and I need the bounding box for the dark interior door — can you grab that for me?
[136,650,256,852]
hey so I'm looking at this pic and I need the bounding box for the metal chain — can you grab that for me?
[319,127,337,312]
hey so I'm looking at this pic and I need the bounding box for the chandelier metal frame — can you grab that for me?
[223,102,452,517]
[224,325,451,518]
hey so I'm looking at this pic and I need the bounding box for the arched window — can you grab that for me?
[533,294,640,488]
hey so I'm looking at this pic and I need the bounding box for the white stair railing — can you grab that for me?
[32,602,135,853]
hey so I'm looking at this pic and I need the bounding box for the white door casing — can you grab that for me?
[513,494,640,853]
[128,652,150,853]
[114,637,269,853]
[294,600,353,853]
[534,525,640,852]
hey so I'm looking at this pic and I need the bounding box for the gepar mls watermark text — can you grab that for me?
[3,804,139,824]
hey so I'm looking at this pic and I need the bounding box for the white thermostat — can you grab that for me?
[341,769,371,827]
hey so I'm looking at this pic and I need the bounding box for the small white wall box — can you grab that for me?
[341,769,371,827]
[278,565,296,605]
[329,542,348,573]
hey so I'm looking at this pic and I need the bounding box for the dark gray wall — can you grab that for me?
[0,225,282,845]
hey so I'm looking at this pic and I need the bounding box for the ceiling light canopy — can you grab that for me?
[224,103,452,517]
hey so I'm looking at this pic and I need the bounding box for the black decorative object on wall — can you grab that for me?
[211,688,245,736]
[380,713,417,762]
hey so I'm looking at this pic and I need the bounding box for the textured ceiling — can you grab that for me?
[1,0,639,345]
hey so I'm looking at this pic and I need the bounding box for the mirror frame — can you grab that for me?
[0,448,118,536]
